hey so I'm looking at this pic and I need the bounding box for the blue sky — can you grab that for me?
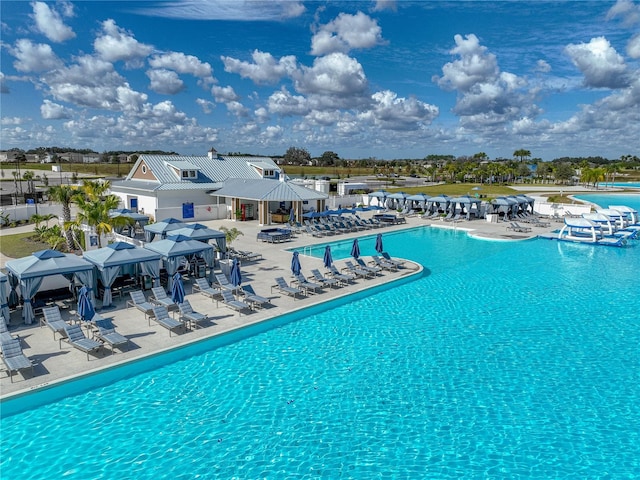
[1,1,639,161]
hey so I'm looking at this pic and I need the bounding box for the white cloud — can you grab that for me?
[434,34,499,92]
[266,87,310,116]
[627,33,640,58]
[365,90,439,130]
[534,59,551,73]
[10,39,60,72]
[93,19,153,64]
[196,98,215,114]
[565,37,629,88]
[311,12,386,56]
[262,125,284,140]
[221,50,297,84]
[44,55,148,111]
[211,85,239,103]
[211,85,247,116]
[30,1,75,43]
[137,0,305,21]
[148,52,214,85]
[40,99,72,119]
[146,69,185,94]
[294,53,369,98]
[372,1,397,12]
[606,0,640,26]
[434,34,535,121]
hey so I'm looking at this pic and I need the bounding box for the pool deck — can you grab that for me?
[0,214,557,398]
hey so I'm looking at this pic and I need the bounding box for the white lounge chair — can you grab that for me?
[41,306,68,340]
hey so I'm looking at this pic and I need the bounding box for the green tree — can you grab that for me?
[48,184,78,251]
[218,226,244,250]
[513,149,531,162]
[554,163,575,184]
[283,147,311,165]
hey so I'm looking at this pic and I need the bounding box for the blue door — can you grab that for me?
[129,198,138,210]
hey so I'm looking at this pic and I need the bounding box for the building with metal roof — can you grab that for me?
[110,148,327,225]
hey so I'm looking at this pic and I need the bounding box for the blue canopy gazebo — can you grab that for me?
[82,242,162,308]
[143,218,186,242]
[387,192,409,209]
[168,224,227,251]
[109,209,151,237]
[368,190,388,208]
[426,195,451,215]
[0,272,10,323]
[143,234,215,291]
[450,195,482,219]
[406,193,431,210]
[5,250,95,325]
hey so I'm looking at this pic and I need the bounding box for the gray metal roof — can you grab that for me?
[165,160,200,170]
[126,154,279,185]
[212,178,328,201]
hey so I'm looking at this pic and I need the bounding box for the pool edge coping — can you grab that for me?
[0,260,424,411]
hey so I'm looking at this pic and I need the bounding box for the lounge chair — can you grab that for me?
[381,252,405,267]
[150,306,183,336]
[272,277,304,299]
[506,222,532,233]
[93,318,130,354]
[343,260,375,279]
[127,290,156,320]
[355,258,383,275]
[215,274,238,292]
[178,300,208,329]
[305,225,324,237]
[0,315,17,343]
[327,265,356,285]
[150,286,178,311]
[229,247,262,262]
[240,284,271,309]
[309,269,340,289]
[1,337,33,382]
[193,278,221,301]
[41,306,69,340]
[371,255,398,271]
[293,273,323,295]
[218,290,252,315]
[60,324,102,360]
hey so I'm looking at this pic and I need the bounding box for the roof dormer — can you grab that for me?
[166,160,200,180]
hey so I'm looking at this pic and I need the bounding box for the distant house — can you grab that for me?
[109,148,327,225]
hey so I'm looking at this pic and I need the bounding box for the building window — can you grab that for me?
[189,170,196,178]
[182,171,189,178]
[141,165,147,174]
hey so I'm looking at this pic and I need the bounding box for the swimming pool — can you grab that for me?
[574,193,640,212]
[1,227,639,478]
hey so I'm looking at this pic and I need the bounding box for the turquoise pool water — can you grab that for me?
[573,193,640,211]
[2,227,639,478]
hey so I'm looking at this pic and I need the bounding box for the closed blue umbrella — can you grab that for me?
[375,233,384,253]
[77,285,95,322]
[171,272,185,304]
[351,238,360,259]
[289,208,295,223]
[291,251,301,275]
[230,258,242,288]
[323,245,333,268]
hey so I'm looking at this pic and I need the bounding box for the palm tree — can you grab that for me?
[48,184,78,251]
[74,194,127,249]
[513,149,531,162]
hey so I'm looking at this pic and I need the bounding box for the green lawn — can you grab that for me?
[0,231,50,259]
